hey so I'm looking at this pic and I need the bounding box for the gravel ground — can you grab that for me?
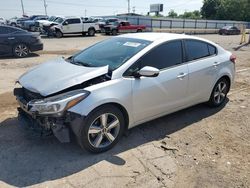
[0,33,249,188]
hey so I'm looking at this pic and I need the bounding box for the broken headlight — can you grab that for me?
[29,89,90,115]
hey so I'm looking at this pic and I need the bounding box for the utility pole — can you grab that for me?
[43,0,48,16]
[127,0,130,13]
[20,0,25,16]
[132,6,135,13]
[85,9,87,17]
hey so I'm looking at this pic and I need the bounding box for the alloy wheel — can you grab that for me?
[87,113,120,149]
[214,81,227,104]
[14,44,29,57]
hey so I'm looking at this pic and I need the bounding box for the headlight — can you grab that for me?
[29,89,90,115]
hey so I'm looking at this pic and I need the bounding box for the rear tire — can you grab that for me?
[208,78,230,107]
[13,43,30,58]
[137,29,142,32]
[76,105,125,153]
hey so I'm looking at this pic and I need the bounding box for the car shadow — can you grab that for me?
[41,35,98,39]
[0,100,228,187]
[0,53,39,59]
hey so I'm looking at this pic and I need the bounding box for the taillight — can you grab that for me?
[230,54,236,63]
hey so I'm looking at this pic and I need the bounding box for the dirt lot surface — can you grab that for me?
[0,34,249,188]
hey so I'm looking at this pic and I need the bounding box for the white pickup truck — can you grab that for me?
[51,17,100,38]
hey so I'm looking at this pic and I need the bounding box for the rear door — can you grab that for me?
[0,27,15,55]
[126,40,189,123]
[184,39,219,104]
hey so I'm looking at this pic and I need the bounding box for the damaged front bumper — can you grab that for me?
[17,105,82,143]
[14,88,87,143]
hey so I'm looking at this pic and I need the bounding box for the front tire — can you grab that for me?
[208,78,230,107]
[13,43,30,58]
[55,30,63,38]
[88,28,95,36]
[77,105,125,153]
[111,29,118,35]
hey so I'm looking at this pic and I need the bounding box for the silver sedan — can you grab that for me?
[15,33,235,153]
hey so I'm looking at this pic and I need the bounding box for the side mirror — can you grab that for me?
[138,66,160,77]
[63,21,68,25]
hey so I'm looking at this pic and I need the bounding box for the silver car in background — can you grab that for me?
[14,33,236,153]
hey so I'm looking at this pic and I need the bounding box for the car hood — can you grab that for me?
[18,57,109,96]
[44,21,58,26]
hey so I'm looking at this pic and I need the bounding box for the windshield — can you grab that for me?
[55,17,64,23]
[48,16,56,21]
[29,16,37,20]
[68,37,151,71]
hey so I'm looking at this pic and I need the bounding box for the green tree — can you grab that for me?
[179,10,202,19]
[201,0,250,21]
[201,0,221,19]
[168,9,178,18]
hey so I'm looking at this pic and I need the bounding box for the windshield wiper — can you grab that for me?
[69,58,92,67]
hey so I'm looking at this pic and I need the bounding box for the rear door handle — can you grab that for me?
[8,37,15,40]
[177,73,188,79]
[213,62,220,67]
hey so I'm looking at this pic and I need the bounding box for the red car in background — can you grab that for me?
[104,20,146,35]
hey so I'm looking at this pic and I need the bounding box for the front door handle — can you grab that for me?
[8,37,15,40]
[177,73,188,79]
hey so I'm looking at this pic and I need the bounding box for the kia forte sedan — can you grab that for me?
[14,33,235,153]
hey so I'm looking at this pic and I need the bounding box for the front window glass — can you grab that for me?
[68,37,151,71]
[137,40,183,70]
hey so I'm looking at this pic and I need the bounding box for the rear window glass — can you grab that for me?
[185,40,210,61]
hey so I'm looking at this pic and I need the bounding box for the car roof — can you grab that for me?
[0,25,22,30]
[117,32,215,44]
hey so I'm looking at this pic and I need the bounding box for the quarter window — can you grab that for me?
[208,44,216,55]
[185,40,210,61]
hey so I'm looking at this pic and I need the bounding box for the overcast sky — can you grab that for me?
[0,0,203,19]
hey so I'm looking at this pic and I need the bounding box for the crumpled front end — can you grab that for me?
[14,87,89,142]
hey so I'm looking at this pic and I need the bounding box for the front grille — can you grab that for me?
[14,87,43,102]
[35,22,40,27]
[43,25,50,32]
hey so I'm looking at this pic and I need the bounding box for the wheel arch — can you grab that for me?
[219,75,231,90]
[88,27,96,31]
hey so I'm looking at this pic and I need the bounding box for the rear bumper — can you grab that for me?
[30,43,43,52]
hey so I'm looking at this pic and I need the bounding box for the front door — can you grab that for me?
[126,40,189,123]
